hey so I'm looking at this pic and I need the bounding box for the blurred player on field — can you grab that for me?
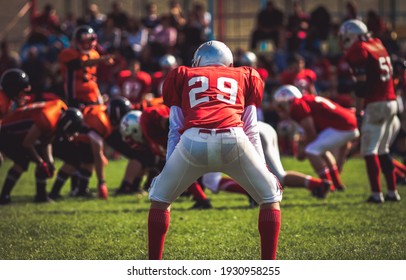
[120,105,212,209]
[146,40,282,260]
[0,100,83,205]
[59,25,114,108]
[273,85,360,192]
[201,120,332,206]
[151,54,178,98]
[339,19,401,202]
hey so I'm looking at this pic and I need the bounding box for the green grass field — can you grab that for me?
[0,156,405,260]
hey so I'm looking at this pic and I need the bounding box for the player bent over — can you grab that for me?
[147,40,282,260]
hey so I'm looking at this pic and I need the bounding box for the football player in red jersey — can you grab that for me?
[117,59,152,105]
[151,54,178,98]
[273,85,360,192]
[145,40,282,260]
[279,53,317,95]
[59,25,114,108]
[339,19,401,202]
[0,100,83,205]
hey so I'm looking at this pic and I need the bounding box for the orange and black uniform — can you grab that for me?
[0,99,67,169]
[59,47,101,107]
[0,90,12,119]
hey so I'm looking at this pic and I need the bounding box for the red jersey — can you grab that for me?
[0,90,12,119]
[117,70,152,104]
[140,105,170,157]
[289,95,357,132]
[344,37,396,105]
[59,47,101,105]
[1,99,67,139]
[280,68,317,95]
[151,71,166,97]
[163,66,263,132]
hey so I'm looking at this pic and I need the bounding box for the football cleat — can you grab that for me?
[335,184,346,191]
[34,195,54,203]
[366,194,384,203]
[0,195,11,205]
[190,198,212,210]
[385,191,401,202]
[311,180,330,199]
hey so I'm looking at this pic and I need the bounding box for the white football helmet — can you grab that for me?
[240,51,257,67]
[192,40,233,67]
[338,19,369,51]
[159,54,178,69]
[273,85,303,111]
[120,110,143,143]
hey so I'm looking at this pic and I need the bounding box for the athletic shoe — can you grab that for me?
[98,184,109,200]
[0,195,11,205]
[335,185,346,191]
[190,198,212,209]
[34,195,54,203]
[248,196,258,208]
[311,180,330,199]
[366,195,384,203]
[114,186,132,196]
[385,192,401,202]
[48,192,63,200]
[71,187,93,198]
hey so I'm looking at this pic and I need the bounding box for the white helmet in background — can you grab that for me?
[338,19,369,51]
[159,54,178,69]
[240,51,257,67]
[120,110,143,143]
[192,40,233,67]
[273,85,303,111]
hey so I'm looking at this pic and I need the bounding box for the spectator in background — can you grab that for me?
[97,16,122,51]
[107,1,129,30]
[141,2,160,30]
[148,13,178,58]
[308,5,331,41]
[21,47,48,97]
[366,10,386,39]
[286,1,309,53]
[31,3,60,37]
[168,0,186,31]
[122,17,149,60]
[83,3,107,33]
[250,1,284,51]
[60,12,77,39]
[342,1,359,22]
[0,41,19,77]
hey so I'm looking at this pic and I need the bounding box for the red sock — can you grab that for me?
[188,182,207,200]
[148,209,170,260]
[258,208,281,260]
[305,176,328,190]
[219,178,248,194]
[379,155,397,192]
[365,155,381,193]
[318,167,334,191]
[329,165,344,189]
[392,159,406,173]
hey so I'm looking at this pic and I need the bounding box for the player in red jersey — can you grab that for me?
[120,106,212,209]
[339,19,401,202]
[145,40,282,260]
[59,25,114,108]
[279,53,317,95]
[201,120,332,206]
[274,85,360,192]
[117,59,152,105]
[0,100,83,205]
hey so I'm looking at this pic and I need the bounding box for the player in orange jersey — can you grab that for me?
[0,100,83,205]
[59,25,114,108]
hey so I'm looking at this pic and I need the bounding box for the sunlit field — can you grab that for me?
[0,156,405,260]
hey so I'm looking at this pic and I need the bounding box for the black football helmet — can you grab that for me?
[73,25,97,52]
[56,108,84,140]
[0,68,31,99]
[107,96,132,126]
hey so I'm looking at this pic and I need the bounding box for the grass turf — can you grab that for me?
[0,156,405,260]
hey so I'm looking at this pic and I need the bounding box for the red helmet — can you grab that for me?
[73,25,97,52]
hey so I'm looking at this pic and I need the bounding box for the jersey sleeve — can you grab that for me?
[244,67,264,108]
[163,67,184,107]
